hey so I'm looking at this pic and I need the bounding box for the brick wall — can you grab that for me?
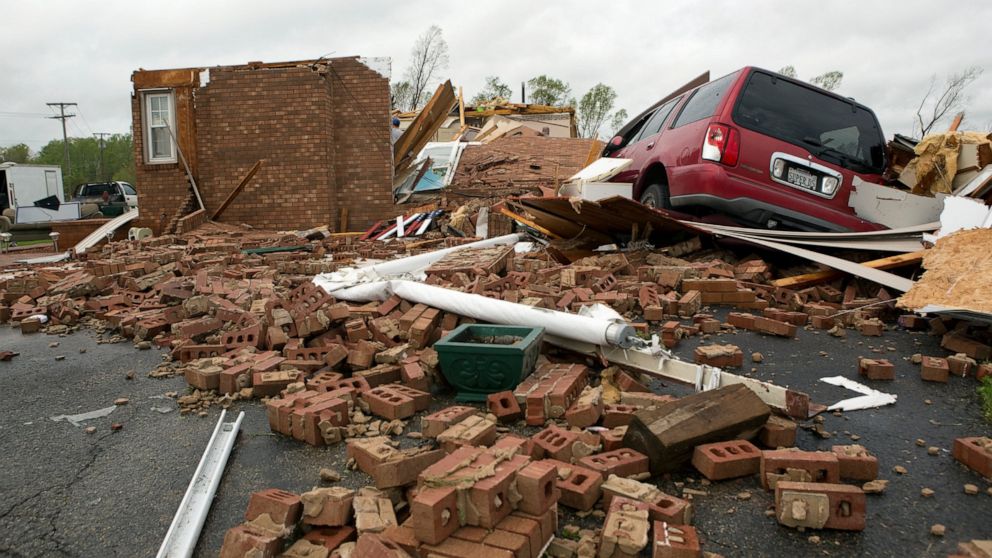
[132,57,393,234]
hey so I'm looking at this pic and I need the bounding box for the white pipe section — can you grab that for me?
[314,233,524,292]
[326,279,635,347]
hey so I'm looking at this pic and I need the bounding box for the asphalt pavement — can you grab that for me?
[0,312,989,557]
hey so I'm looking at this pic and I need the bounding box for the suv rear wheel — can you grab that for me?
[640,183,671,209]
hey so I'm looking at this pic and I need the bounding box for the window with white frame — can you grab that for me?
[143,91,176,163]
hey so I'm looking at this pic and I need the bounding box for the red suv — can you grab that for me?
[604,67,888,232]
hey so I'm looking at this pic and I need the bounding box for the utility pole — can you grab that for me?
[46,102,77,176]
[93,132,110,181]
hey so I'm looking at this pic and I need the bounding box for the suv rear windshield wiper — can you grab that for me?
[801,137,870,172]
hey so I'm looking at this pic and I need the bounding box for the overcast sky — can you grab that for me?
[2,0,990,152]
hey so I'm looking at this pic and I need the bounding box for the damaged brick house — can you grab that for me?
[130,57,394,234]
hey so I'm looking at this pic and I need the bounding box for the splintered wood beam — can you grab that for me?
[211,160,263,221]
[499,207,560,238]
[771,250,926,289]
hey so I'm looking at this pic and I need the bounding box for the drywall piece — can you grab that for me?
[820,376,896,411]
[50,405,116,426]
[746,236,924,253]
[848,177,945,229]
[697,226,915,292]
[952,166,992,197]
[558,182,634,202]
[566,157,633,184]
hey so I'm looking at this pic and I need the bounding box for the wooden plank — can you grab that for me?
[211,160,263,221]
[132,69,199,89]
[771,250,926,289]
[393,81,456,173]
[499,207,560,239]
[948,112,964,132]
[339,207,349,233]
[622,384,771,474]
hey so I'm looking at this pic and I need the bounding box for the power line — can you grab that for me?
[0,111,52,118]
[76,106,96,137]
[46,102,77,174]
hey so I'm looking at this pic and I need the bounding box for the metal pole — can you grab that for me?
[46,102,77,176]
[94,133,110,181]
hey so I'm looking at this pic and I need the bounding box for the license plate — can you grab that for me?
[786,167,817,190]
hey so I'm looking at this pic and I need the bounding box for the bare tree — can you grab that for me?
[914,66,983,137]
[402,25,450,111]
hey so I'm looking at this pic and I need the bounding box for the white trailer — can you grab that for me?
[0,163,78,223]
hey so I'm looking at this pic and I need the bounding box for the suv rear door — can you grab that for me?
[729,70,886,223]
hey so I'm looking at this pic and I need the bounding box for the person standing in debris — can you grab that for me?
[390,117,402,145]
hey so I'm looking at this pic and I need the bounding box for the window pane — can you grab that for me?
[633,98,681,142]
[673,73,737,128]
[733,72,885,172]
[151,127,171,158]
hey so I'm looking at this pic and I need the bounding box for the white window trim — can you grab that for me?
[141,89,178,164]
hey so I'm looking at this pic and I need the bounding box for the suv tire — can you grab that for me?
[640,183,671,209]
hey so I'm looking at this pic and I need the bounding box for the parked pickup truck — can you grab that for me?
[604,67,888,232]
[71,181,138,209]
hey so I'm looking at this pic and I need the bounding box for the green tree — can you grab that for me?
[471,76,512,106]
[608,109,629,137]
[28,133,134,196]
[0,143,31,163]
[527,75,573,107]
[778,66,843,91]
[390,81,413,111]
[578,83,623,138]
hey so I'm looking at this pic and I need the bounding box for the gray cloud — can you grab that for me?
[2,0,989,152]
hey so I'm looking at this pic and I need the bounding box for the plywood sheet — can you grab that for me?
[898,228,992,314]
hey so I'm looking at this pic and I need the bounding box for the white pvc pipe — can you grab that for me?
[326,279,635,347]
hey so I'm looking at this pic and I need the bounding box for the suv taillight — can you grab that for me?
[701,124,740,166]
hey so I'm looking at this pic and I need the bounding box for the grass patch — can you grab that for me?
[979,375,992,422]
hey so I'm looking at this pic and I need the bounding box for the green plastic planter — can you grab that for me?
[435,324,545,402]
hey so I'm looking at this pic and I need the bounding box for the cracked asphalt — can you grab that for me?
[0,310,990,557]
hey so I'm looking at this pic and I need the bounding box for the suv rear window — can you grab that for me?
[672,73,737,128]
[732,71,885,173]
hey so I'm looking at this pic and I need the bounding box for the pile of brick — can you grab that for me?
[8,214,992,555]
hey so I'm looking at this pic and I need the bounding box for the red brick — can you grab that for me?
[920,356,949,383]
[858,357,895,380]
[301,486,354,527]
[516,460,559,515]
[421,406,477,438]
[760,450,841,490]
[653,521,701,558]
[354,532,410,557]
[543,459,603,511]
[691,440,761,480]
[578,448,650,478]
[488,390,523,422]
[941,332,992,360]
[411,486,459,544]
[602,404,638,427]
[952,436,992,478]
[758,415,797,449]
[219,524,281,558]
[245,488,302,527]
[830,445,878,481]
[532,426,580,462]
[774,481,866,531]
[753,316,797,337]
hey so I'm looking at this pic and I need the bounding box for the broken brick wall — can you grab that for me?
[131,57,394,235]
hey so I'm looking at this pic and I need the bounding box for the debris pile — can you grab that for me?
[5,193,992,556]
